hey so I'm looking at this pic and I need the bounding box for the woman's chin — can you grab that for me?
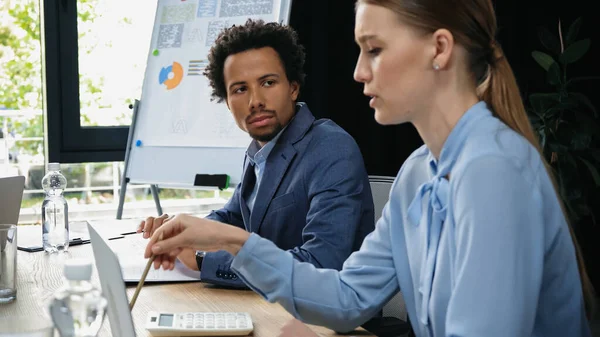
[374,108,409,126]
[374,110,393,125]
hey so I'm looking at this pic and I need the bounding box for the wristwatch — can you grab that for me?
[195,250,206,270]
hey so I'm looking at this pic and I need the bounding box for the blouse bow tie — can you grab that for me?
[407,169,450,330]
[403,103,484,332]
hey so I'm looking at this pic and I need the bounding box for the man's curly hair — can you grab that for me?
[203,19,306,103]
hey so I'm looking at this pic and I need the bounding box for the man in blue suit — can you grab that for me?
[139,19,375,288]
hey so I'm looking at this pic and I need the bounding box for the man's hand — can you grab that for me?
[137,213,172,239]
[138,214,198,270]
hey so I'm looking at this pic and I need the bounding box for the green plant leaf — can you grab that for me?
[566,107,600,131]
[529,93,560,114]
[537,26,561,55]
[566,17,583,46]
[578,157,600,186]
[546,100,578,115]
[566,76,600,87]
[538,127,547,149]
[527,112,542,130]
[570,132,591,150]
[569,92,598,117]
[547,61,561,85]
[532,51,556,71]
[548,142,570,153]
[560,39,591,64]
[528,111,541,123]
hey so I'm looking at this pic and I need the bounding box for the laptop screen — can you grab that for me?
[0,176,25,225]
[88,222,137,337]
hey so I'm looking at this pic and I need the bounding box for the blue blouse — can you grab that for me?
[231,101,591,337]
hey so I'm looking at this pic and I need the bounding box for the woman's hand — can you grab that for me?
[144,214,250,270]
[278,319,319,337]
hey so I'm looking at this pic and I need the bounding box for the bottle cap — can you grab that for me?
[47,162,60,171]
[64,259,93,281]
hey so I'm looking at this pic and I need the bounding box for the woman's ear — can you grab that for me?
[431,28,454,70]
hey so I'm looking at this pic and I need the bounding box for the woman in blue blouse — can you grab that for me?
[144,0,595,336]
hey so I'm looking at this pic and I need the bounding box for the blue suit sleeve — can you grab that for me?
[231,202,399,333]
[204,182,244,228]
[445,156,545,337]
[199,250,248,288]
[201,183,248,288]
[292,132,373,269]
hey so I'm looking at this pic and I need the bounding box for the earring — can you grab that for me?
[433,63,440,70]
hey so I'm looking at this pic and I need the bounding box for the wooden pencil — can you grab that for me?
[129,255,156,311]
[129,231,165,311]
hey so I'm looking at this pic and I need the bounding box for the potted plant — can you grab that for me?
[527,17,600,290]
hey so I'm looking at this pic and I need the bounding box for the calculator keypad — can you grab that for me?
[177,312,251,330]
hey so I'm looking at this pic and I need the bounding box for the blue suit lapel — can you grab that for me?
[239,161,254,231]
[246,103,315,233]
[249,144,297,233]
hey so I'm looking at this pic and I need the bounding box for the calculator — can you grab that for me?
[145,311,253,336]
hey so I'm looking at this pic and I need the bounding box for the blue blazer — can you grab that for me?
[200,103,375,288]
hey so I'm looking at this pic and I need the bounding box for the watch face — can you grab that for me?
[196,251,205,269]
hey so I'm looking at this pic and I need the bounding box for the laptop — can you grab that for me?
[89,222,255,337]
[0,176,24,253]
[0,175,25,225]
[88,221,137,337]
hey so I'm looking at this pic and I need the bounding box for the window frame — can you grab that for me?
[42,0,128,164]
[41,0,320,164]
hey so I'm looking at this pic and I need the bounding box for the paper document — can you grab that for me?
[86,218,141,238]
[108,232,200,283]
[17,221,93,252]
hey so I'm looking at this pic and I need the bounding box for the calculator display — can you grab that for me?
[158,314,174,327]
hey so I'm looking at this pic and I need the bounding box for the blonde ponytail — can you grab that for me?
[477,44,596,319]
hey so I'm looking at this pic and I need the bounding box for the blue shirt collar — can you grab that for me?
[246,103,303,166]
[246,122,288,166]
[427,101,491,176]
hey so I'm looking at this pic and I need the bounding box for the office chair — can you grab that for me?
[361,176,413,337]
